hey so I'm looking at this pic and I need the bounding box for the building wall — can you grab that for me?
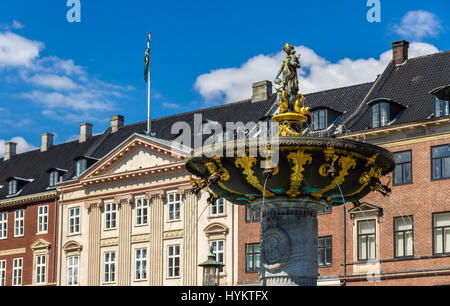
[0,199,58,286]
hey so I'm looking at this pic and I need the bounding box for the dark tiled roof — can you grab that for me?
[0,136,101,200]
[346,51,450,132]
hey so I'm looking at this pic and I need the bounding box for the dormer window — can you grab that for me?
[430,85,450,118]
[8,180,17,195]
[6,177,32,196]
[311,108,342,131]
[434,96,449,118]
[75,159,87,177]
[368,98,406,128]
[47,169,67,187]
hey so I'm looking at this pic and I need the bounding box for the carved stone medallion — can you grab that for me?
[262,227,291,272]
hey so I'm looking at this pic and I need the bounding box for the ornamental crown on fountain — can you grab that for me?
[272,43,310,136]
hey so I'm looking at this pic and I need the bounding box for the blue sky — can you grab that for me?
[0,0,449,155]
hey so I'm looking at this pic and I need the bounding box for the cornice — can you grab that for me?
[0,190,57,208]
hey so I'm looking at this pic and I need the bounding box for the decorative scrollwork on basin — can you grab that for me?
[235,155,275,198]
[286,150,312,198]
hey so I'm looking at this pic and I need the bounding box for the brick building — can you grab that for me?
[237,41,450,286]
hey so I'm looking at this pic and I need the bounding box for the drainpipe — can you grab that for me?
[57,188,64,286]
[52,194,58,285]
[343,204,347,284]
[231,204,235,285]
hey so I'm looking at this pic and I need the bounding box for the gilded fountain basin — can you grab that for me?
[185,136,395,206]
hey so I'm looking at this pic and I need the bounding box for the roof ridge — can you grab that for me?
[407,50,450,62]
[304,82,373,96]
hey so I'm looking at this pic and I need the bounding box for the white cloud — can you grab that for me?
[28,74,79,91]
[393,10,443,41]
[194,43,440,104]
[0,32,44,68]
[162,102,180,109]
[0,137,37,158]
[12,20,25,29]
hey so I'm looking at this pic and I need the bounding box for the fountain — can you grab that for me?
[185,44,395,286]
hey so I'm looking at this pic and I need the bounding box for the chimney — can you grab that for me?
[41,133,54,152]
[111,115,124,133]
[79,123,93,143]
[392,40,410,65]
[252,80,272,103]
[4,142,17,161]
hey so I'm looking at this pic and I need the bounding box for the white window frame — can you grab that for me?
[167,192,181,222]
[134,248,148,281]
[210,239,225,273]
[12,258,23,286]
[67,255,79,286]
[0,260,6,286]
[14,209,24,237]
[37,205,49,234]
[210,198,225,216]
[103,251,116,284]
[104,202,117,230]
[35,254,47,285]
[135,197,149,227]
[68,207,81,234]
[167,245,180,278]
[0,212,8,239]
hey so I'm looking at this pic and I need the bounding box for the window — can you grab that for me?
[104,202,117,230]
[135,248,148,281]
[357,220,376,261]
[394,217,414,258]
[433,212,450,255]
[167,245,180,278]
[372,102,390,128]
[211,198,224,216]
[318,237,333,266]
[435,96,449,118]
[67,256,79,286]
[245,244,260,273]
[313,109,327,131]
[14,209,24,237]
[245,205,260,223]
[13,258,22,286]
[49,171,60,187]
[167,193,181,222]
[8,180,17,195]
[0,212,8,239]
[135,197,148,226]
[210,240,225,273]
[75,159,87,177]
[35,255,46,285]
[431,145,450,180]
[104,252,116,284]
[0,260,5,286]
[394,151,412,185]
[69,207,80,234]
[37,205,48,234]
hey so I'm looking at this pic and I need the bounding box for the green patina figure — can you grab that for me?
[275,43,301,111]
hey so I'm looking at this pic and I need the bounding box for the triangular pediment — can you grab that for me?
[31,239,51,250]
[83,135,187,179]
[349,202,383,218]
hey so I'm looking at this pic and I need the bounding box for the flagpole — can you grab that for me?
[147,32,152,136]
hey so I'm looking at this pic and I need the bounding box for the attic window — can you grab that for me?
[367,98,405,128]
[6,177,31,196]
[8,180,17,195]
[75,159,87,177]
[311,108,342,131]
[48,169,66,187]
[434,96,449,118]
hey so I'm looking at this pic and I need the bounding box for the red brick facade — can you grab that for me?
[0,199,58,286]
[237,136,450,286]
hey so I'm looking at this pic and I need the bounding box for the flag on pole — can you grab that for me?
[144,33,151,83]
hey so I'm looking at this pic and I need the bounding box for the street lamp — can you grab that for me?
[199,247,224,286]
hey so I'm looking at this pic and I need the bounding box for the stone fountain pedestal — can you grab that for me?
[251,197,328,286]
